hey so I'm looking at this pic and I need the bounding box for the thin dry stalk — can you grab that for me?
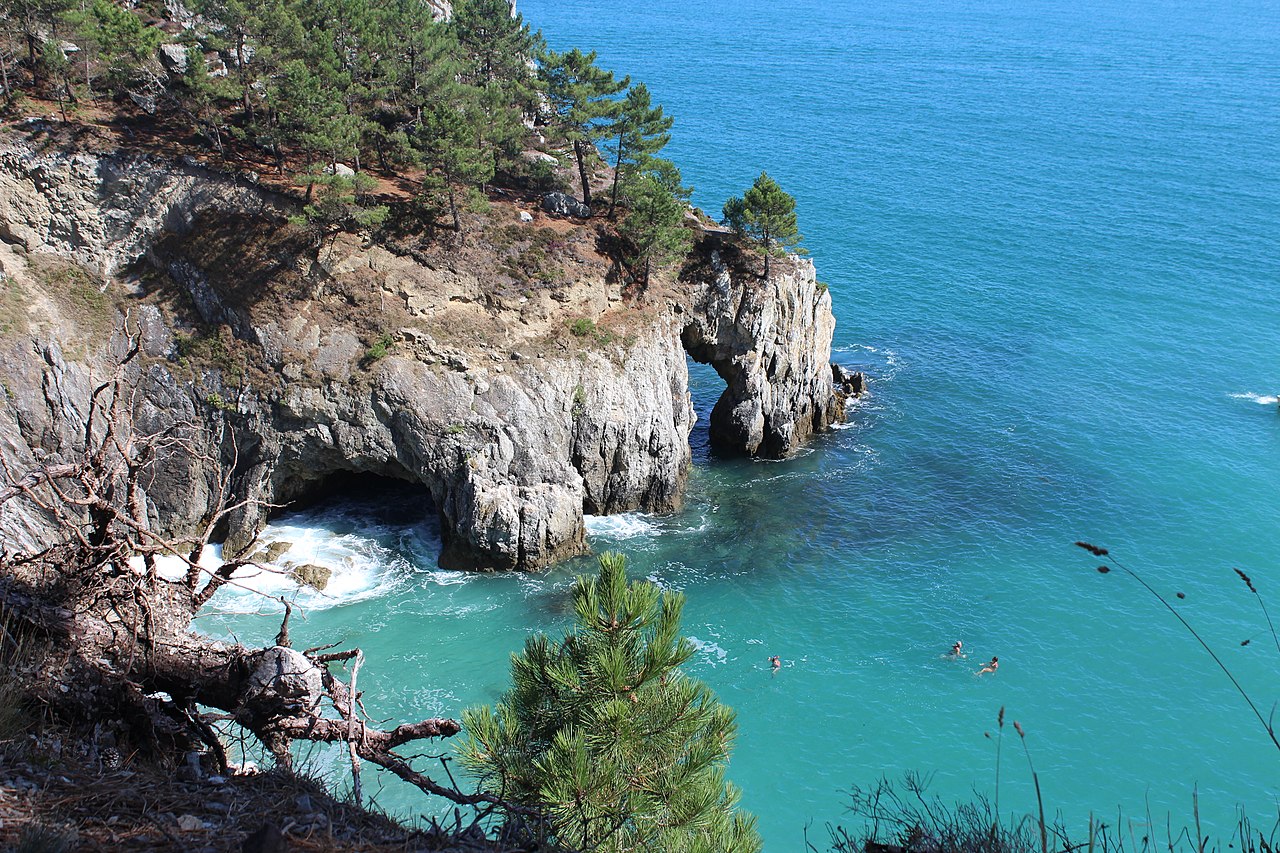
[1013,721,1047,853]
[1077,542,1280,754]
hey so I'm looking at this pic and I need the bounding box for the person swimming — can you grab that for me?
[769,655,781,673]
[947,640,965,659]
[976,656,999,676]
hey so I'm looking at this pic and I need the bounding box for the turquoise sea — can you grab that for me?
[202,0,1280,847]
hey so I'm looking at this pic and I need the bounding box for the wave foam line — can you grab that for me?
[1230,392,1278,405]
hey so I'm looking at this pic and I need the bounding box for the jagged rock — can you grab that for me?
[541,191,591,219]
[289,563,331,591]
[833,363,865,397]
[250,541,292,563]
[325,163,355,177]
[519,210,533,223]
[0,139,844,571]
[158,44,188,75]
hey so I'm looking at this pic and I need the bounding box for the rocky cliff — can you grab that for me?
[0,133,854,570]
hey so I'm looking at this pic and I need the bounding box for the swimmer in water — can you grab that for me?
[947,640,966,659]
[769,655,781,674]
[976,656,999,676]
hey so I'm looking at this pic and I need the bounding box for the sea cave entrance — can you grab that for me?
[685,355,724,465]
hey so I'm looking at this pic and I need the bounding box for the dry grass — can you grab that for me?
[0,729,534,852]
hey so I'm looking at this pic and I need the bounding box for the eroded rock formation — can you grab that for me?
[0,137,851,570]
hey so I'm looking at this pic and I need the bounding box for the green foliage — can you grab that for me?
[568,317,596,338]
[176,46,236,153]
[723,171,803,277]
[290,171,388,234]
[204,391,233,412]
[459,553,762,853]
[450,0,541,168]
[605,82,673,213]
[539,47,628,209]
[417,84,497,233]
[61,0,161,94]
[618,168,692,285]
[571,384,586,418]
[361,331,394,366]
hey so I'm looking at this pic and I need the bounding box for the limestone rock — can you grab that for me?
[243,647,323,717]
[0,139,846,571]
[541,191,590,219]
[158,44,188,75]
[251,541,292,563]
[289,563,332,591]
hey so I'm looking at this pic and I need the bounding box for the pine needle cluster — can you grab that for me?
[459,552,761,853]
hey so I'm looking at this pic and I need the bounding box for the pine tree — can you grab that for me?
[62,0,161,97]
[723,171,803,278]
[605,82,672,214]
[539,47,628,211]
[450,0,540,172]
[618,166,692,286]
[175,46,236,154]
[290,170,388,236]
[460,553,762,853]
[417,90,494,236]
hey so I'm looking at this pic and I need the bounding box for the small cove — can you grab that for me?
[206,0,1280,846]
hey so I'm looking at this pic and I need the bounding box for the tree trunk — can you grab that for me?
[609,132,625,215]
[573,138,593,211]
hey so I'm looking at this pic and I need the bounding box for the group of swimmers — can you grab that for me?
[765,644,998,676]
[947,640,999,675]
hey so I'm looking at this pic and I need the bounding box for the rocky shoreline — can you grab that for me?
[0,133,859,570]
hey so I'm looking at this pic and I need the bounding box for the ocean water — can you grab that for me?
[200,0,1280,848]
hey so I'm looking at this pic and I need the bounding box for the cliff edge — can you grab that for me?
[0,133,856,570]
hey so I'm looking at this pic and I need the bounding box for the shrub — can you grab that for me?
[362,332,394,367]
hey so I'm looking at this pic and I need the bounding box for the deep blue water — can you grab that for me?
[204,1,1280,848]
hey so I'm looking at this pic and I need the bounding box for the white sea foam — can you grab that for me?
[188,508,439,615]
[687,636,729,666]
[584,512,660,540]
[1230,392,1278,405]
[129,545,224,584]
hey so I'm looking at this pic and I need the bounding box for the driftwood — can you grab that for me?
[0,322,526,826]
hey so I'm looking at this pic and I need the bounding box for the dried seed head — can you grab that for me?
[1176,592,1185,599]
[1235,568,1257,594]
[998,706,1006,728]
[1013,721,1026,738]
[1076,541,1109,557]
[1242,639,1251,646]
[1097,565,1111,574]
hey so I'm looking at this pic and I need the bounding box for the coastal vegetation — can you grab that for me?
[460,552,761,852]
[723,171,803,278]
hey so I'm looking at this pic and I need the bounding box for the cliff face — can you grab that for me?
[0,137,849,570]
